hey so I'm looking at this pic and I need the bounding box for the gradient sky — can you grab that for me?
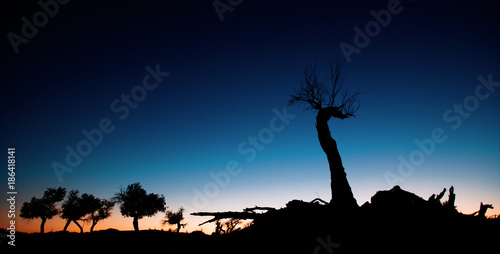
[1,0,499,233]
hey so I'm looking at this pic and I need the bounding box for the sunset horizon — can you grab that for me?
[1,0,499,251]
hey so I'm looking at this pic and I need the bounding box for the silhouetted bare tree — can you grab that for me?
[114,182,166,231]
[20,187,66,233]
[214,220,223,235]
[82,194,115,232]
[471,202,494,218]
[223,218,241,233]
[289,58,362,211]
[162,207,187,233]
[61,190,86,233]
[211,218,241,234]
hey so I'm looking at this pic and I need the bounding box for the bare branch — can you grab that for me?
[289,57,362,119]
[191,211,260,226]
[243,206,276,213]
[288,66,326,111]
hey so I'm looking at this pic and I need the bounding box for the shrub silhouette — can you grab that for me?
[19,187,66,233]
[222,218,241,234]
[162,207,187,233]
[211,218,241,235]
[113,182,166,231]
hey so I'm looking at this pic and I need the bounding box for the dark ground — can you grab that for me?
[2,186,499,253]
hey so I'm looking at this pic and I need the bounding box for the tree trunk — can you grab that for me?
[176,223,181,233]
[73,219,83,233]
[316,108,358,211]
[63,219,71,232]
[40,218,47,234]
[90,220,97,233]
[133,216,139,232]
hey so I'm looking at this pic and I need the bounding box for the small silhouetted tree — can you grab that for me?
[211,219,241,235]
[162,207,187,233]
[224,218,241,233]
[114,182,166,231]
[20,187,66,233]
[82,194,115,232]
[214,220,223,235]
[61,190,87,233]
[289,58,362,211]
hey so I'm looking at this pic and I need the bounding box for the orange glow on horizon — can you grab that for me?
[2,201,498,234]
[1,206,217,234]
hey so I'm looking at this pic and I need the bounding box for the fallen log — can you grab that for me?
[191,206,276,226]
[191,211,259,226]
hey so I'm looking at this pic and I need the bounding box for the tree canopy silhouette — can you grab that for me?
[289,58,362,211]
[60,190,87,233]
[82,194,115,233]
[114,182,166,231]
[162,207,187,233]
[20,187,66,233]
[289,59,362,115]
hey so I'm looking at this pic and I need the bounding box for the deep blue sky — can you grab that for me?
[1,0,499,232]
